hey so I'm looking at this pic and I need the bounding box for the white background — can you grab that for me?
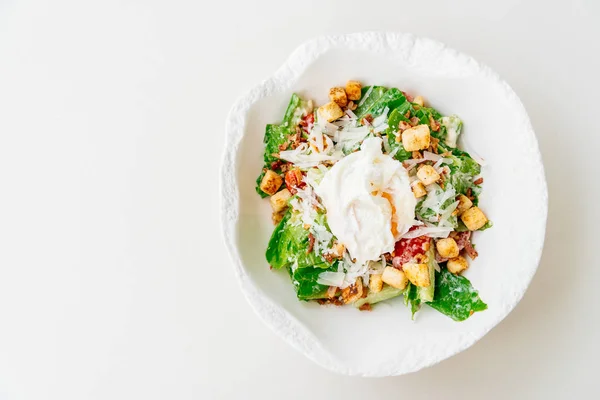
[0,0,598,399]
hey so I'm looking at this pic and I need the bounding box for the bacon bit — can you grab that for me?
[429,116,440,132]
[399,121,411,131]
[289,129,302,149]
[429,136,440,154]
[363,114,374,125]
[410,116,420,126]
[303,113,314,126]
[464,239,479,260]
[307,233,315,254]
[278,141,289,151]
[402,91,414,102]
[473,177,484,185]
[358,303,372,311]
[327,286,338,299]
[318,296,344,306]
[270,160,283,171]
[280,163,289,173]
[269,265,273,270]
[412,151,423,159]
[285,168,305,194]
[449,231,478,260]
[404,111,411,119]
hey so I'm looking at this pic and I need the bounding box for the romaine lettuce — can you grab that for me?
[354,284,404,308]
[428,268,488,321]
[354,86,387,118]
[265,211,329,270]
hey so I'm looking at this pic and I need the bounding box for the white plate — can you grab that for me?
[221,32,547,376]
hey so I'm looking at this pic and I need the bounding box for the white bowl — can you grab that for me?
[221,32,547,377]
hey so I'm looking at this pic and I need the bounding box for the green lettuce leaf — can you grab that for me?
[256,93,312,196]
[428,269,488,321]
[418,245,437,303]
[354,284,404,308]
[363,88,409,118]
[292,265,333,300]
[354,86,388,118]
[384,106,414,161]
[404,283,421,319]
[446,151,482,203]
[265,210,329,270]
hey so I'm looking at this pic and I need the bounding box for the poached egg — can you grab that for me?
[315,137,416,265]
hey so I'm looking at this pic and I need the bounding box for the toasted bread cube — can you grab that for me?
[318,101,344,122]
[329,87,348,108]
[411,181,427,198]
[447,256,469,274]
[345,80,362,101]
[341,277,364,304]
[456,194,473,216]
[417,164,440,186]
[402,263,430,287]
[269,188,291,213]
[272,211,285,225]
[436,238,459,259]
[369,274,384,293]
[329,241,345,259]
[381,267,408,290]
[413,95,425,107]
[401,124,430,151]
[461,206,488,231]
[260,170,283,196]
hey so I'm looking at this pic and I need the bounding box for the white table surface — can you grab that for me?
[0,0,598,398]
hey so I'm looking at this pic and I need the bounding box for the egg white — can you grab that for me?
[316,137,416,265]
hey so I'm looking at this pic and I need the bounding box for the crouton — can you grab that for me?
[401,124,431,151]
[456,194,473,216]
[345,80,362,101]
[447,256,469,274]
[269,188,291,213]
[329,87,348,108]
[260,170,283,195]
[369,274,384,293]
[341,277,364,304]
[272,211,285,225]
[329,241,346,259]
[381,266,408,290]
[402,263,430,287]
[413,95,425,107]
[461,206,488,231]
[411,181,427,198]
[417,164,440,186]
[436,238,460,259]
[317,101,344,122]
